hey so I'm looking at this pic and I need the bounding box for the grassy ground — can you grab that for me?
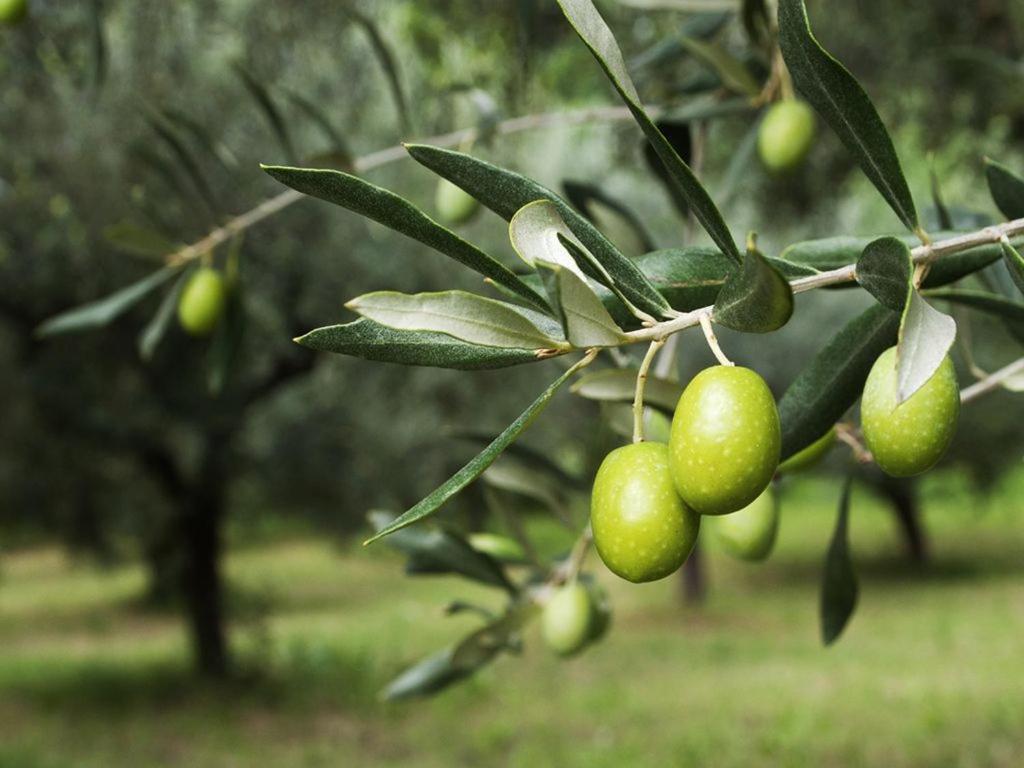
[1,473,1023,767]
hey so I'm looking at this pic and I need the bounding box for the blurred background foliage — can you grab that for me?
[0,0,1023,745]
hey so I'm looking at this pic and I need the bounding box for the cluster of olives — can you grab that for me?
[177,267,226,337]
[586,345,959,586]
[0,0,27,26]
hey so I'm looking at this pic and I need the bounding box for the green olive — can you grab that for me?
[590,442,699,584]
[709,486,779,562]
[777,427,837,474]
[861,347,960,477]
[467,532,526,564]
[669,366,781,516]
[758,100,816,174]
[435,178,480,227]
[0,0,27,25]
[541,582,593,657]
[177,267,226,337]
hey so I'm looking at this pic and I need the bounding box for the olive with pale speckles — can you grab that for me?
[861,347,960,477]
[590,442,699,583]
[669,365,781,516]
[778,426,836,474]
[710,486,779,561]
[541,582,594,657]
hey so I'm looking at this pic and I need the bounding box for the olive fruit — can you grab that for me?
[777,427,836,474]
[0,0,27,25]
[758,100,815,174]
[590,442,699,583]
[467,532,526,563]
[709,487,779,562]
[861,347,960,477]
[669,366,781,516]
[541,582,594,657]
[435,178,480,227]
[177,267,226,337]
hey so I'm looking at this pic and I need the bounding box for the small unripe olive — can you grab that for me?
[177,267,226,337]
[0,0,27,25]
[777,426,836,474]
[861,347,960,477]
[591,442,699,583]
[710,487,779,562]
[758,100,815,174]
[541,582,593,657]
[669,366,781,516]
[467,532,526,563]
[435,178,480,227]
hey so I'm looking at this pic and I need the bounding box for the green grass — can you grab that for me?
[1,472,1023,767]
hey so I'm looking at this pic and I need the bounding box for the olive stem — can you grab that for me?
[836,422,873,464]
[633,338,666,443]
[960,356,1024,404]
[698,311,734,366]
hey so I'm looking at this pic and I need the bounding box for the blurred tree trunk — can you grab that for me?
[179,433,230,678]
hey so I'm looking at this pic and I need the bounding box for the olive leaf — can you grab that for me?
[405,144,671,317]
[896,289,956,404]
[778,0,918,232]
[1000,239,1024,297]
[297,319,548,370]
[207,273,246,395]
[481,459,571,521]
[554,0,742,262]
[138,267,191,361]
[984,157,1024,220]
[571,369,683,414]
[508,200,591,278]
[103,221,178,259]
[366,355,593,543]
[234,65,297,164]
[928,159,953,231]
[677,37,760,96]
[345,291,566,351]
[778,304,899,459]
[820,474,858,646]
[741,0,771,49]
[713,245,793,332]
[367,511,515,592]
[924,288,1024,323]
[36,265,183,338]
[855,236,912,312]
[535,261,627,348]
[262,165,550,313]
[562,180,656,256]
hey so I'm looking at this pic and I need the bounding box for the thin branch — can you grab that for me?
[164,105,645,267]
[699,311,733,366]
[960,357,1024,404]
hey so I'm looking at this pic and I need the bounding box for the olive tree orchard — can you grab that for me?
[26,0,1024,693]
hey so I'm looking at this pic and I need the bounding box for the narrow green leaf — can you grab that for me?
[449,431,586,490]
[984,157,1024,220]
[778,0,918,231]
[368,511,515,592]
[343,7,412,134]
[285,89,353,166]
[481,459,570,520]
[405,144,671,317]
[896,289,957,403]
[713,247,793,332]
[633,247,733,310]
[144,113,219,218]
[235,65,297,163]
[924,288,1024,322]
[928,159,953,231]
[89,0,108,92]
[346,291,564,351]
[855,236,911,312]
[103,221,177,259]
[678,37,760,96]
[563,180,656,256]
[778,304,899,459]
[571,369,683,414]
[366,357,593,543]
[297,318,548,370]
[1000,239,1024,296]
[36,266,182,338]
[613,0,738,9]
[509,200,592,278]
[555,0,742,262]
[207,276,246,395]
[820,475,858,645]
[263,165,549,313]
[382,648,470,701]
[536,261,627,348]
[138,268,190,361]
[741,0,771,49]
[162,108,239,171]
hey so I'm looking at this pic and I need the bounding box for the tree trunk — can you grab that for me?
[679,541,706,604]
[879,476,928,563]
[179,436,230,678]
